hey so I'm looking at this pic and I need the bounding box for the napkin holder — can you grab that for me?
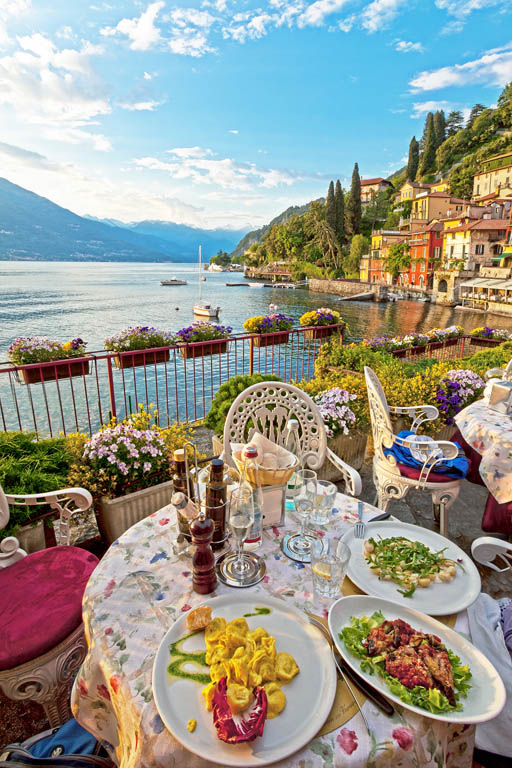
[261,484,286,528]
[488,380,512,414]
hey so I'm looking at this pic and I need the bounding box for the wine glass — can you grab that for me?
[282,469,318,562]
[216,486,266,587]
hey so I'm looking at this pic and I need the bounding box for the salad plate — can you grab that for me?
[152,594,337,766]
[341,520,481,615]
[329,594,506,724]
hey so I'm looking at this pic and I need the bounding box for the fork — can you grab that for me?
[354,500,366,540]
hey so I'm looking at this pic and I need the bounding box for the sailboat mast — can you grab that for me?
[198,245,202,303]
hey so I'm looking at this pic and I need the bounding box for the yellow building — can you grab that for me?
[411,192,470,225]
[395,180,432,204]
[473,152,512,201]
[430,179,450,194]
[441,217,508,271]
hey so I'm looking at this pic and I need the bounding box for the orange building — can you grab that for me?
[402,222,443,289]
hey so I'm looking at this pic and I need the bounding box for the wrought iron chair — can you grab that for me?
[0,484,97,726]
[364,366,461,537]
[471,536,512,572]
[222,380,362,497]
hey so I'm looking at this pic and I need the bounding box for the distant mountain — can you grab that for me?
[229,199,324,259]
[0,178,251,263]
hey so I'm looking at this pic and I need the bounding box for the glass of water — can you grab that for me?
[310,480,337,525]
[311,537,351,599]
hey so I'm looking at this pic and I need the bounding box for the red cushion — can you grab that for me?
[482,496,512,535]
[0,546,98,670]
[397,463,459,483]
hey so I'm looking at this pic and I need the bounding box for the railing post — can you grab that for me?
[106,356,117,420]
[249,337,254,375]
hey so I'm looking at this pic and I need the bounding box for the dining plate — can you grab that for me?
[152,594,337,767]
[341,520,481,615]
[329,594,506,724]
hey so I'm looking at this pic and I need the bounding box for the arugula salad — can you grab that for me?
[340,611,472,714]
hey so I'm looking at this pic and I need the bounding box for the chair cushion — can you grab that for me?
[0,546,98,670]
[397,463,461,484]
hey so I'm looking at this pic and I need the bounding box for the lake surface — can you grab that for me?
[2,261,512,357]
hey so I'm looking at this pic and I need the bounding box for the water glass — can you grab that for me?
[283,469,318,560]
[311,537,351,599]
[310,480,337,525]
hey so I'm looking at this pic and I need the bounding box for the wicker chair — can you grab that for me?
[364,366,461,537]
[222,380,362,497]
[0,484,97,726]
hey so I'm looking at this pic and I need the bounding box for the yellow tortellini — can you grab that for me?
[202,615,300,720]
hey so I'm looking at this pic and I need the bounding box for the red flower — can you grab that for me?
[104,579,116,598]
[97,684,111,700]
[158,518,170,526]
[104,627,113,635]
[272,526,280,538]
[336,728,358,755]
[181,603,192,612]
[77,679,88,696]
[392,726,413,751]
[109,674,121,694]
[263,575,270,583]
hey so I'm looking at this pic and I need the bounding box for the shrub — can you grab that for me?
[300,371,370,428]
[8,337,87,365]
[313,388,357,437]
[314,338,399,375]
[204,374,282,436]
[435,370,485,425]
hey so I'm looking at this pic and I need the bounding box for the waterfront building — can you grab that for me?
[403,222,443,290]
[441,217,509,271]
[360,177,393,209]
[473,151,512,201]
[361,230,405,283]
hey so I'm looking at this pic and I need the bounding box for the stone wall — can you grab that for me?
[309,278,372,297]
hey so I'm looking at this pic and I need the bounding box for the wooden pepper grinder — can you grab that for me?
[190,510,217,594]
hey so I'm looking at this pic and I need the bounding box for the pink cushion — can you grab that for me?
[0,546,98,670]
[397,463,460,484]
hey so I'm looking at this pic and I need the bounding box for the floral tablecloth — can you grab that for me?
[72,495,474,768]
[455,400,512,504]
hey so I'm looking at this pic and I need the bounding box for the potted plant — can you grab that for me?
[175,322,232,359]
[443,325,464,347]
[243,313,293,347]
[469,327,511,348]
[104,327,174,369]
[8,337,90,384]
[435,369,485,438]
[299,308,343,340]
[313,387,367,480]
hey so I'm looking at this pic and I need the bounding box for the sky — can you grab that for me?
[0,0,512,230]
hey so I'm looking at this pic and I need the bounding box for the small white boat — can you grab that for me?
[193,246,220,317]
[160,277,188,286]
[269,303,277,312]
[248,282,265,289]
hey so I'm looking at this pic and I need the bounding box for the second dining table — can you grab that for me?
[71,494,474,768]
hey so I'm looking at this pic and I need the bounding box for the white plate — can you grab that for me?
[341,521,481,615]
[329,595,506,724]
[152,594,336,766]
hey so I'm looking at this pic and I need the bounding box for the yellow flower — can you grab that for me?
[62,341,72,351]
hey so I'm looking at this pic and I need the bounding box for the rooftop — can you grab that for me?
[361,177,392,186]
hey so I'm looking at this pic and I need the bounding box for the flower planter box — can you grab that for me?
[444,338,459,347]
[96,479,174,545]
[469,337,503,348]
[114,349,170,369]
[17,359,91,385]
[14,520,46,553]
[253,332,290,348]
[428,341,443,350]
[317,433,368,482]
[304,327,338,341]
[392,349,407,359]
[407,345,428,358]
[180,340,228,359]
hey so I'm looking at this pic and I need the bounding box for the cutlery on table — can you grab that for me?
[354,500,366,539]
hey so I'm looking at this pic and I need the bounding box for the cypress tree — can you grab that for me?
[419,112,432,151]
[334,179,345,246]
[326,180,336,232]
[446,110,464,137]
[433,110,446,149]
[345,163,361,237]
[419,113,436,176]
[406,136,419,181]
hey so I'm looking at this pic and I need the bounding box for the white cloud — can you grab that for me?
[168,29,215,56]
[338,14,356,31]
[56,26,74,40]
[361,0,409,33]
[435,0,504,17]
[228,129,238,134]
[411,99,452,117]
[297,0,350,28]
[167,8,217,27]
[119,99,163,111]
[143,71,153,79]
[440,20,464,34]
[395,39,424,53]
[101,1,164,51]
[410,42,512,91]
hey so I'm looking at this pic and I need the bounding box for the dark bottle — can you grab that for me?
[190,512,217,594]
[204,458,227,551]
[173,449,191,538]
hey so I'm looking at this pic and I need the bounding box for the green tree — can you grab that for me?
[345,162,361,237]
[384,241,410,282]
[419,113,436,176]
[306,201,340,270]
[325,180,336,233]
[433,111,446,149]
[346,234,369,277]
[334,179,345,246]
[406,136,419,180]
[497,81,512,128]
[210,250,231,266]
[466,103,486,129]
[446,110,464,137]
[360,190,390,237]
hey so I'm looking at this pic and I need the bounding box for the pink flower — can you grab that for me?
[392,727,413,751]
[337,728,358,755]
[77,679,88,696]
[158,518,170,526]
[104,627,113,635]
[263,575,270,583]
[97,684,111,700]
[181,603,192,612]
[109,675,121,694]
[104,578,116,598]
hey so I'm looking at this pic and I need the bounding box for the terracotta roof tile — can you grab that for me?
[361,177,392,186]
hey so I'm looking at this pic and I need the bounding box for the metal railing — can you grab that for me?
[0,324,344,438]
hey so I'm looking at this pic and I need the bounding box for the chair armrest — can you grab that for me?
[389,405,439,433]
[326,447,362,497]
[4,488,93,546]
[471,536,512,572]
[394,436,460,486]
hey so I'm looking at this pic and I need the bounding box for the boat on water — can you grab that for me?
[160,277,188,286]
[193,246,220,318]
[248,282,265,289]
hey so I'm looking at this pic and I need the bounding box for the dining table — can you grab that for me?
[71,494,475,768]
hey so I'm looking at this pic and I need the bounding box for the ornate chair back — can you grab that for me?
[223,381,327,471]
[364,366,395,464]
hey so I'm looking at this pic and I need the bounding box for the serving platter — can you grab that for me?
[152,594,337,766]
[341,520,481,615]
[329,594,506,724]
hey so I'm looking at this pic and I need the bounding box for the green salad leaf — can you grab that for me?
[339,612,472,715]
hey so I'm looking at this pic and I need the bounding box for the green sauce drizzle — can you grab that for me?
[243,606,271,618]
[168,630,210,685]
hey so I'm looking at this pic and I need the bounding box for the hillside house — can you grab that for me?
[360,178,393,209]
[473,151,512,201]
[441,218,508,271]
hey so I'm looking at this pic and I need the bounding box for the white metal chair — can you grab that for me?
[364,366,461,537]
[0,484,97,726]
[223,380,362,497]
[471,536,512,572]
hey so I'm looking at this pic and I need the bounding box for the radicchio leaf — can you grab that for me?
[212,677,268,743]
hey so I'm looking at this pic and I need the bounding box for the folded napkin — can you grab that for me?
[384,429,469,479]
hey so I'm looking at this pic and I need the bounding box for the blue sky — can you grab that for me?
[0,0,511,229]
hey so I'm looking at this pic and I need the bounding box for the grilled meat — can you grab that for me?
[366,626,396,656]
[385,646,434,690]
[418,645,456,706]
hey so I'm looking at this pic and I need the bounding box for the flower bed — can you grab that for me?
[435,369,485,426]
[312,387,366,480]
[8,337,90,384]
[104,327,174,369]
[174,322,232,359]
[244,313,293,346]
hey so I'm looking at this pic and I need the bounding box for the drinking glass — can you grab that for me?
[216,486,266,587]
[311,537,351,599]
[310,480,337,525]
[283,469,318,561]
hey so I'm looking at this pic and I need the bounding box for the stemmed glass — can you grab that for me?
[282,469,318,563]
[216,486,266,587]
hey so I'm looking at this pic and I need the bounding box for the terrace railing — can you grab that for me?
[0,324,344,438]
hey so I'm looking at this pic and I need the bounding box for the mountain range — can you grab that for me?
[0,178,249,263]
